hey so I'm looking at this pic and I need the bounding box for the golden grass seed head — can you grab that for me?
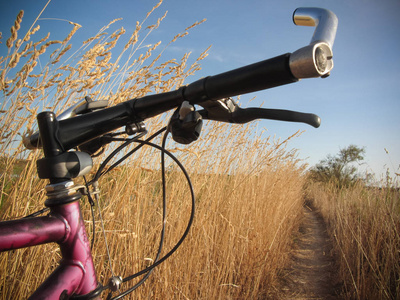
[14,39,22,49]
[6,11,24,49]
[62,22,81,45]
[124,22,141,50]
[51,44,72,64]
[146,0,163,18]
[23,25,40,43]
[8,52,21,68]
[146,10,168,30]
[6,26,17,48]
[14,10,24,31]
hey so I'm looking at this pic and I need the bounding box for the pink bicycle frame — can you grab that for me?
[0,198,99,299]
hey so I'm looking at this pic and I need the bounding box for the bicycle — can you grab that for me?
[0,7,337,299]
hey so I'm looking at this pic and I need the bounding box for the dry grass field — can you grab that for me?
[0,3,307,298]
[0,131,307,299]
[1,2,399,299]
[307,179,400,299]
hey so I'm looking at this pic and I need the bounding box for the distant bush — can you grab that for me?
[309,145,369,188]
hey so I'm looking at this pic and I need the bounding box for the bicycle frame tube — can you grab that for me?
[0,200,98,299]
[0,215,65,250]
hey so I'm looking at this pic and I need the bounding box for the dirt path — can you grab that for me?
[280,202,341,299]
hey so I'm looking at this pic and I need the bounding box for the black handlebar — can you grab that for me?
[24,7,338,153]
[25,53,312,151]
[38,53,299,151]
[184,54,297,103]
[57,89,186,150]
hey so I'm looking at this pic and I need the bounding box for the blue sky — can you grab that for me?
[1,0,400,181]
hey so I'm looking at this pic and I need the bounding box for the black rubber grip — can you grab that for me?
[183,53,298,103]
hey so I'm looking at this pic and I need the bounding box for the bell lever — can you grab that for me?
[168,101,203,145]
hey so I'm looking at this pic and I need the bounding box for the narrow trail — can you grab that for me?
[280,202,341,299]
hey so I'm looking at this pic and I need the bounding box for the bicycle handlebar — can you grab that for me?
[24,7,337,152]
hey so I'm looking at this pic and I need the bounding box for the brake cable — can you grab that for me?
[94,127,166,181]
[106,135,196,299]
[81,127,195,299]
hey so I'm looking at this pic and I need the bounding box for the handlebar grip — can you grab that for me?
[183,54,298,103]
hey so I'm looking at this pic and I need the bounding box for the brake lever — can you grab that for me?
[198,98,321,128]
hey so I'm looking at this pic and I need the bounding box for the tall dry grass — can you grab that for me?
[0,2,307,299]
[307,179,400,299]
[1,134,306,299]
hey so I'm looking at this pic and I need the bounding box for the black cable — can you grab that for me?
[83,175,97,251]
[89,202,96,251]
[108,138,196,299]
[89,128,166,186]
[100,128,166,179]
[90,130,148,184]
[87,129,195,299]
[108,131,171,299]
[82,127,167,298]
[23,207,50,218]
[88,129,162,255]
